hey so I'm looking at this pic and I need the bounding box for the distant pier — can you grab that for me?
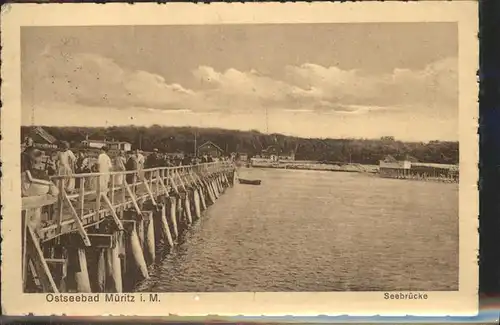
[22,162,236,293]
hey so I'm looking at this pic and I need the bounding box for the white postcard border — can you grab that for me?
[1,1,478,316]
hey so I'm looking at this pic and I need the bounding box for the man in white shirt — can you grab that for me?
[98,146,113,193]
[57,141,77,192]
[135,148,145,180]
[135,149,145,167]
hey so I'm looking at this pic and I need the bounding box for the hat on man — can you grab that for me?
[60,141,70,150]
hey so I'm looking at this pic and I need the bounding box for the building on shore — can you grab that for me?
[260,145,295,162]
[81,137,132,152]
[379,159,412,178]
[379,156,459,181]
[236,152,248,161]
[410,162,459,180]
[260,145,279,161]
[279,151,295,161]
[197,141,224,158]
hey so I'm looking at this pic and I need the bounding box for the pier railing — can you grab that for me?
[22,161,234,242]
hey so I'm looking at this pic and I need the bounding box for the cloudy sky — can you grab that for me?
[21,23,458,141]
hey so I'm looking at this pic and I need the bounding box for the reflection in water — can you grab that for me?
[137,168,458,292]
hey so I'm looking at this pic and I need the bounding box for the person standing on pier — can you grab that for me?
[164,156,174,167]
[98,146,113,193]
[24,136,34,148]
[124,151,137,184]
[145,148,159,168]
[135,148,145,180]
[160,153,169,167]
[182,154,192,166]
[113,150,127,187]
[74,150,91,189]
[75,151,91,174]
[57,141,76,193]
[44,152,58,177]
[21,147,47,181]
[136,148,145,167]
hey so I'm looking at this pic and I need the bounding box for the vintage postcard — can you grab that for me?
[1,1,478,316]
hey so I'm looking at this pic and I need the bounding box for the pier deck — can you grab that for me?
[21,161,235,293]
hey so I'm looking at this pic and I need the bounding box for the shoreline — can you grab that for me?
[247,161,379,173]
[248,164,377,173]
[242,162,458,183]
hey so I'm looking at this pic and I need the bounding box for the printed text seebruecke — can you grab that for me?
[384,292,429,300]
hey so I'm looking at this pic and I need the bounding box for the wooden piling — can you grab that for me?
[207,181,214,200]
[212,180,220,199]
[169,197,179,239]
[144,213,156,265]
[210,180,216,198]
[216,176,221,193]
[96,248,106,292]
[125,221,149,281]
[106,236,123,293]
[214,178,219,195]
[69,248,92,293]
[204,182,213,204]
[184,195,193,225]
[199,187,207,211]
[208,181,217,203]
[177,196,185,230]
[159,204,174,247]
[136,219,145,250]
[217,177,222,195]
[53,252,68,293]
[193,189,202,219]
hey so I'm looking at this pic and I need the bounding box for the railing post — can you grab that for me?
[111,174,115,207]
[57,179,64,235]
[165,169,169,193]
[96,174,101,218]
[79,178,85,219]
[160,169,165,194]
[155,169,160,194]
[133,173,137,195]
[122,172,126,203]
[149,171,155,196]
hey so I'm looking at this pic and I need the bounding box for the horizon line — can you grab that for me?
[22,124,459,144]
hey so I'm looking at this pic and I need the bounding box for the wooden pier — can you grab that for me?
[21,161,236,293]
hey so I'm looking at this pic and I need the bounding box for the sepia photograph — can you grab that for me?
[2,2,478,316]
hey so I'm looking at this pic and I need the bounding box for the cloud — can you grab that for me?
[23,49,457,118]
[284,57,458,110]
[191,65,308,110]
[23,51,195,111]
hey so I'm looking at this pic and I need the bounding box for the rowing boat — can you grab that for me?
[238,178,261,185]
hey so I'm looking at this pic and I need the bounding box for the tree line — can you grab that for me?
[22,125,459,165]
